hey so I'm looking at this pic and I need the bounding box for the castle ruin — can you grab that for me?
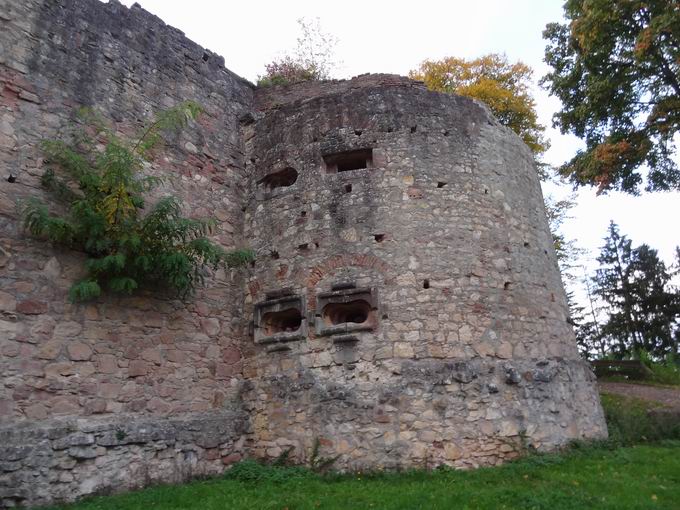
[0,0,607,507]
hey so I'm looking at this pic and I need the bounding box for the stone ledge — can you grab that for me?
[0,410,249,509]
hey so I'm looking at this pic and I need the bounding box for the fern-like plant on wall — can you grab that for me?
[20,101,253,302]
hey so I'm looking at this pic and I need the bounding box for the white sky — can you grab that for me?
[118,0,680,275]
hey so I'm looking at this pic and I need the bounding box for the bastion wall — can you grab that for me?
[242,76,606,469]
[0,0,607,507]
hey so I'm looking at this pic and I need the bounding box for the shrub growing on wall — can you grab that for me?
[257,17,339,87]
[21,101,253,302]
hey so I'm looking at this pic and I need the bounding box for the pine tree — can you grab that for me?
[627,244,680,357]
[593,221,641,357]
[593,222,680,358]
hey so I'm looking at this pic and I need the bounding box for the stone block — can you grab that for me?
[67,342,93,361]
[127,360,148,377]
[16,300,48,315]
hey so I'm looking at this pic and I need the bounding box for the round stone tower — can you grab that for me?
[241,75,606,469]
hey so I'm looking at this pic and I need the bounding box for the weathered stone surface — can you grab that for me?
[16,300,48,315]
[66,342,92,361]
[0,411,248,507]
[0,0,607,507]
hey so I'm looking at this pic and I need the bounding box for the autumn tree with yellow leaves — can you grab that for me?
[409,54,549,160]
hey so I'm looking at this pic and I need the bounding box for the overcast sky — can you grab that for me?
[118,0,679,276]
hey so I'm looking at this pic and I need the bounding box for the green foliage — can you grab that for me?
[239,438,340,481]
[308,438,340,473]
[224,459,312,484]
[21,102,254,303]
[543,0,680,193]
[638,350,680,386]
[590,222,680,358]
[600,393,680,445]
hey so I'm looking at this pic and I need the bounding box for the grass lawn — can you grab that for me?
[599,375,680,388]
[47,441,680,510]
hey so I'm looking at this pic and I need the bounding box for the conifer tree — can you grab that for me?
[593,221,680,358]
[593,222,641,356]
[626,244,680,357]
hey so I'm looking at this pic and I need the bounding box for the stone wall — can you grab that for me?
[241,81,607,468]
[0,409,248,507]
[0,0,253,506]
[0,0,607,507]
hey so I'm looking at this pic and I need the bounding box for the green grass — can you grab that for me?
[598,374,680,388]
[601,392,680,445]
[45,443,680,510]
[594,353,680,387]
[647,362,680,386]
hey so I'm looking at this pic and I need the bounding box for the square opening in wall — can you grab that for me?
[315,287,378,336]
[254,294,307,345]
[323,149,373,174]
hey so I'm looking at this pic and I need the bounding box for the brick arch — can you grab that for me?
[305,253,391,310]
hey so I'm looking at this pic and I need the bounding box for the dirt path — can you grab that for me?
[599,382,680,411]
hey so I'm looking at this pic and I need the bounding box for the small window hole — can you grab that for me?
[322,300,371,326]
[298,243,309,251]
[344,183,352,193]
[261,308,302,336]
[523,242,530,248]
[271,250,280,260]
[202,52,210,62]
[258,167,298,192]
[423,279,430,289]
[437,181,447,188]
[324,149,373,174]
[354,129,362,136]
[410,125,417,133]
[7,174,16,183]
[374,234,385,243]
[300,210,307,217]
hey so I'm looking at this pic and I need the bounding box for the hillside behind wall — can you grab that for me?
[0,0,253,506]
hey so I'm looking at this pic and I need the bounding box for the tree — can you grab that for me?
[574,267,607,359]
[592,221,680,358]
[544,192,603,358]
[258,18,339,87]
[409,54,549,159]
[544,192,581,275]
[594,222,645,356]
[627,244,680,356]
[21,103,253,302]
[543,1,680,194]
